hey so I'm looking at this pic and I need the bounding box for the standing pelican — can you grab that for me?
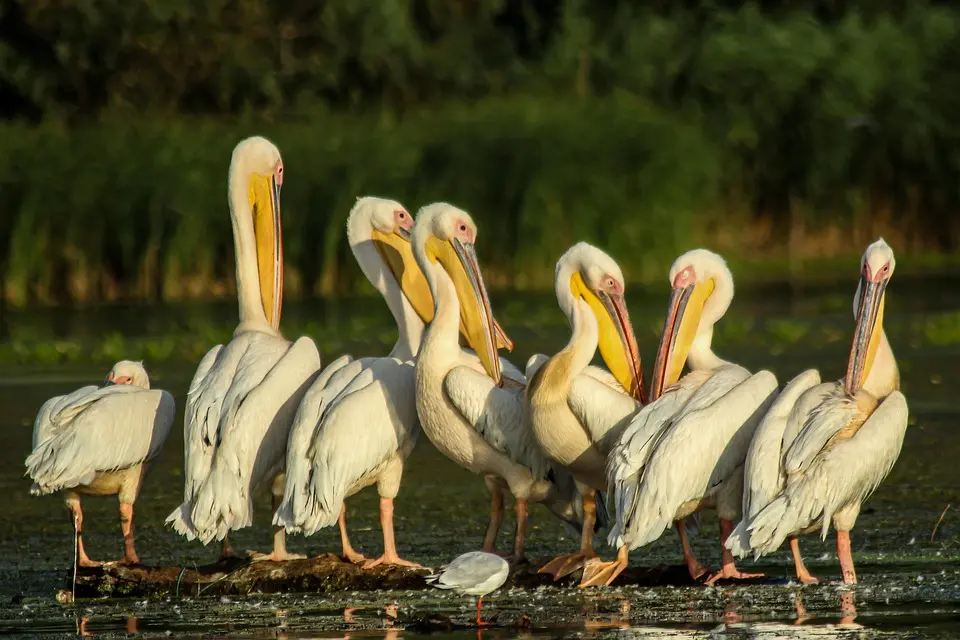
[276,198,516,567]
[726,239,908,584]
[525,243,644,584]
[26,361,175,565]
[412,203,582,561]
[604,249,778,586]
[166,136,321,561]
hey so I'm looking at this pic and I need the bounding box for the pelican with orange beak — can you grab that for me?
[726,239,908,584]
[525,243,645,585]
[166,136,321,561]
[605,249,778,585]
[412,203,587,562]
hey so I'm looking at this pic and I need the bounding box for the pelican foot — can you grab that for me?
[247,550,307,563]
[342,550,368,564]
[578,556,627,588]
[704,566,764,585]
[77,558,103,568]
[538,552,593,580]
[105,554,141,567]
[796,571,820,585]
[361,554,424,570]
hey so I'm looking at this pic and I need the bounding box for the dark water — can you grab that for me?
[1,277,959,638]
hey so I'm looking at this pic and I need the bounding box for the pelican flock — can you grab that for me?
[24,133,913,608]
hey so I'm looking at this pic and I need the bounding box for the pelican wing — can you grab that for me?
[444,365,548,480]
[783,386,860,477]
[275,354,365,531]
[297,358,417,535]
[745,391,908,554]
[742,369,822,521]
[619,367,778,548]
[605,370,710,547]
[727,369,821,557]
[26,386,176,495]
[568,368,640,455]
[32,385,100,448]
[189,335,321,541]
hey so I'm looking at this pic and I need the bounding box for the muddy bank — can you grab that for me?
[66,554,722,599]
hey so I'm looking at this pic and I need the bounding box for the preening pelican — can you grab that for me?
[525,242,644,584]
[166,136,321,561]
[726,239,908,584]
[605,249,778,585]
[26,361,175,565]
[412,203,583,561]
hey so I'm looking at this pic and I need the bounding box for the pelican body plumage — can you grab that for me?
[26,360,175,566]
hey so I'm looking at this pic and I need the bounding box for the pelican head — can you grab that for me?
[556,243,644,402]
[845,238,895,395]
[229,136,284,330]
[649,249,733,400]
[105,360,150,389]
[412,203,506,384]
[349,196,435,319]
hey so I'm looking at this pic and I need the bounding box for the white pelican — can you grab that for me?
[166,136,321,561]
[411,202,583,561]
[426,551,510,627]
[726,239,908,584]
[525,242,644,584]
[604,249,778,586]
[26,360,175,565]
[275,197,516,567]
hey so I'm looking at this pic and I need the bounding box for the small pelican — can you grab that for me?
[525,243,645,584]
[26,361,175,565]
[604,249,778,586]
[726,239,908,584]
[412,203,583,561]
[427,551,510,627]
[166,136,321,561]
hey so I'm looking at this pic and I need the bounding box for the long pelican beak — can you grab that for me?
[843,271,888,395]
[248,173,283,330]
[571,273,644,402]
[649,275,715,401]
[377,228,514,353]
[427,236,501,385]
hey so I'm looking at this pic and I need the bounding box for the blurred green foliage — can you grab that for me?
[1,1,959,305]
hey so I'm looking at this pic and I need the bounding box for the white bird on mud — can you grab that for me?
[726,238,908,584]
[26,360,175,566]
[604,249,778,586]
[411,203,585,561]
[166,136,321,562]
[525,243,645,585]
[427,551,510,627]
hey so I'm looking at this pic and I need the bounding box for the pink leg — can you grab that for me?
[339,503,367,563]
[220,532,242,560]
[836,530,857,584]
[790,536,819,584]
[704,519,764,584]
[117,503,140,565]
[66,496,100,567]
[508,498,528,563]
[249,492,306,562]
[481,481,504,553]
[362,498,424,569]
[677,519,710,580]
